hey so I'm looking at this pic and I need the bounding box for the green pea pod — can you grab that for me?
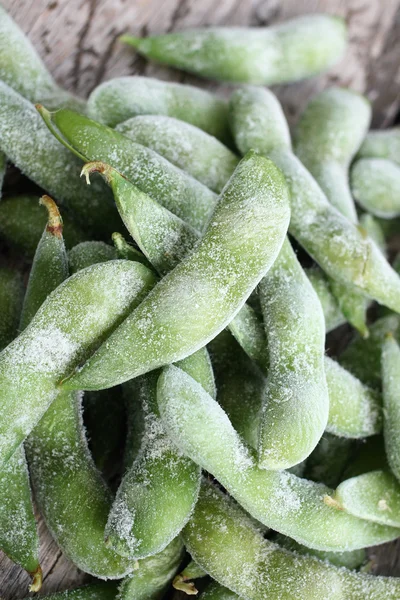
[20,196,69,330]
[229,86,400,315]
[121,14,347,85]
[0,6,84,111]
[87,76,231,143]
[20,582,119,600]
[68,241,117,274]
[0,268,41,591]
[258,237,328,470]
[304,433,356,488]
[305,267,346,332]
[173,560,207,595]
[62,151,290,391]
[351,158,400,219]
[0,83,117,237]
[116,115,239,192]
[158,365,400,551]
[382,334,400,481]
[183,480,400,599]
[328,470,400,528]
[357,128,400,164]
[38,106,218,232]
[0,195,86,257]
[0,261,157,466]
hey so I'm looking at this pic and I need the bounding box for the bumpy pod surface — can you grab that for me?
[382,335,400,481]
[351,158,400,218]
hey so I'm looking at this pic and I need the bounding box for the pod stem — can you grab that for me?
[81,161,115,186]
[172,574,199,595]
[119,34,141,47]
[39,195,63,238]
[35,104,87,162]
[29,565,43,592]
[323,494,343,511]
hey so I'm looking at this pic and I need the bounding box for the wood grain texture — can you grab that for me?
[1,0,400,597]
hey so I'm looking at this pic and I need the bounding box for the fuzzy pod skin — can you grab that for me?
[357,128,400,164]
[157,365,400,552]
[330,471,400,528]
[116,115,239,192]
[201,582,238,600]
[20,582,119,600]
[294,87,371,223]
[0,195,86,257]
[351,158,400,219]
[20,196,69,330]
[0,6,84,111]
[305,267,346,332]
[87,76,231,143]
[0,261,157,466]
[38,106,218,232]
[229,86,400,315]
[340,314,400,389]
[182,480,400,600]
[68,241,118,274]
[62,152,291,391]
[0,83,117,237]
[121,15,347,85]
[258,237,328,470]
[382,335,400,481]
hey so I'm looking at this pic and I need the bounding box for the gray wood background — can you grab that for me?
[1,0,400,597]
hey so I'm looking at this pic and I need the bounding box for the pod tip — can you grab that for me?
[29,565,43,593]
[172,574,199,595]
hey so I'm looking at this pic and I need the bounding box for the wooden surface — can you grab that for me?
[1,0,400,597]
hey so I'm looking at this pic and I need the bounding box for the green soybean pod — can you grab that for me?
[158,365,400,551]
[305,267,346,332]
[357,128,400,164]
[229,86,400,314]
[20,196,68,330]
[0,195,86,257]
[87,76,231,143]
[382,334,400,481]
[0,260,157,466]
[20,582,119,600]
[116,115,239,192]
[199,582,238,600]
[327,470,400,528]
[62,151,290,391]
[68,241,118,274]
[258,237,328,469]
[351,158,400,218]
[0,82,117,237]
[183,479,400,599]
[38,106,218,232]
[121,14,347,85]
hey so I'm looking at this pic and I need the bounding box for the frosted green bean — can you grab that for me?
[351,158,400,218]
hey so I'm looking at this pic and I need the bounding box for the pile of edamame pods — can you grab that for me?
[2,5,400,599]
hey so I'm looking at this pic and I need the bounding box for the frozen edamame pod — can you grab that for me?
[121,14,347,85]
[38,106,218,232]
[20,582,119,600]
[0,83,118,237]
[0,195,86,257]
[68,241,117,274]
[229,86,400,315]
[158,365,400,551]
[0,260,157,466]
[200,582,238,600]
[0,6,84,111]
[20,196,68,330]
[258,237,328,469]
[305,267,346,332]
[62,151,290,391]
[116,115,239,192]
[183,479,400,599]
[351,158,400,218]
[357,128,400,164]
[382,334,400,481]
[328,470,400,528]
[87,76,231,143]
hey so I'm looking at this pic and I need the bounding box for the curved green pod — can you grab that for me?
[294,87,371,222]
[200,582,238,600]
[116,115,239,192]
[0,195,86,256]
[0,261,157,466]
[229,86,400,315]
[121,14,347,85]
[258,238,328,469]
[87,76,231,143]
[20,582,119,600]
[0,6,84,111]
[351,158,400,218]
[0,83,117,237]
[382,335,400,481]
[68,241,117,274]
[183,480,400,599]
[158,365,400,551]
[62,152,290,391]
[305,267,346,332]
[357,128,400,164]
[38,106,218,232]
[329,470,400,528]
